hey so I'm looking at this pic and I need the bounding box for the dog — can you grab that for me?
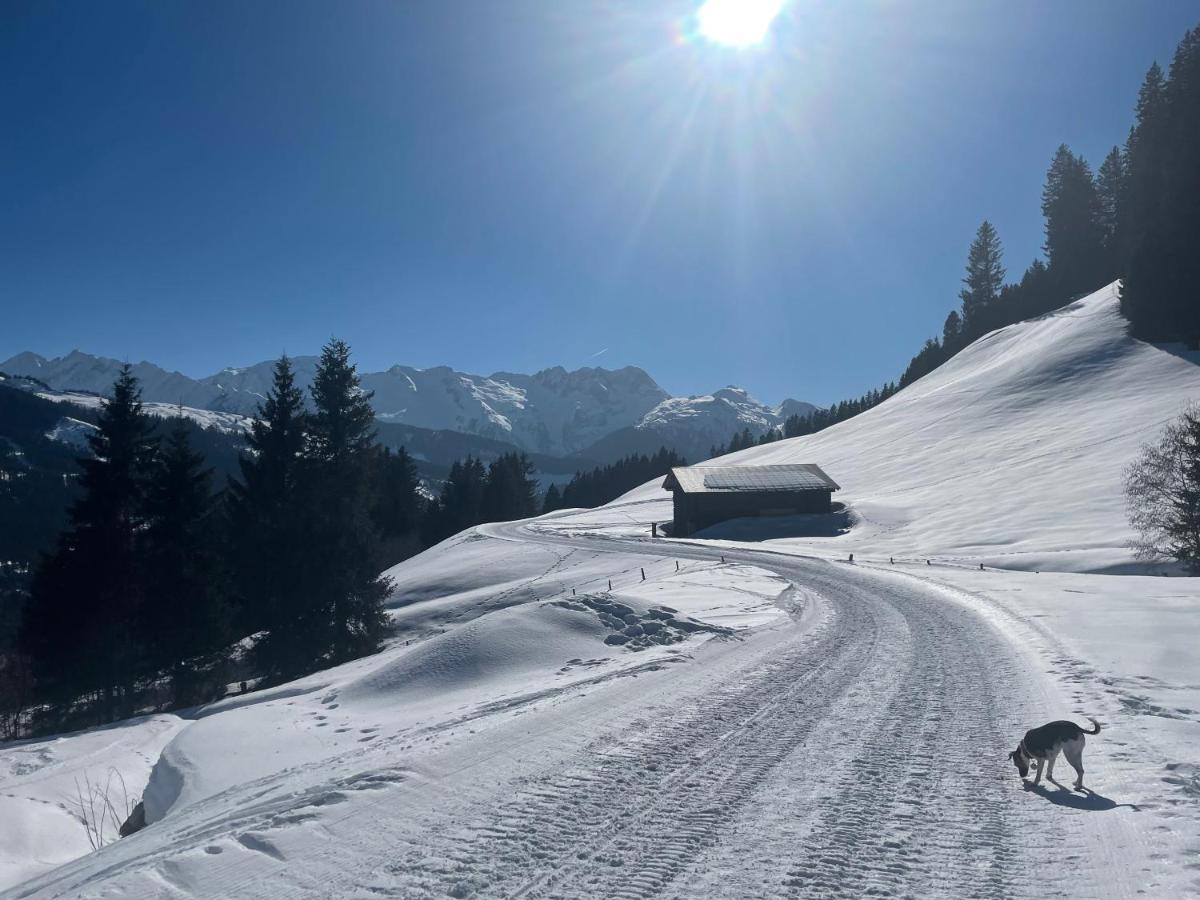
[1008,717,1100,791]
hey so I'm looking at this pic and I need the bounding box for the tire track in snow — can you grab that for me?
[364,527,1125,900]
[364,586,869,898]
[357,535,1060,899]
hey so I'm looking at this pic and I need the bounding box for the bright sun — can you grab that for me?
[697,0,786,48]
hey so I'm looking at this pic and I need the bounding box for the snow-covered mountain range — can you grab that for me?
[1,351,814,459]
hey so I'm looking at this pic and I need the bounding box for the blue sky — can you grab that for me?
[2,1,1196,406]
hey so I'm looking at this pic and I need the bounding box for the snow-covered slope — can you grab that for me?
[637,387,814,450]
[35,389,253,435]
[564,282,1200,572]
[1,351,238,413]
[2,352,812,458]
[576,388,816,462]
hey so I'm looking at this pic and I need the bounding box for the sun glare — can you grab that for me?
[697,0,786,48]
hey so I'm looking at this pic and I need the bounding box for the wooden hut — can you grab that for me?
[662,464,840,537]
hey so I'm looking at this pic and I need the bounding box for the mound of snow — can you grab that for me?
[0,715,186,888]
[342,603,609,704]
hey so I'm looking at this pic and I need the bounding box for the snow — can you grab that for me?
[553,282,1200,573]
[42,418,95,450]
[635,387,815,456]
[0,715,186,889]
[35,391,254,435]
[4,281,1199,897]
[0,524,789,895]
[3,352,813,457]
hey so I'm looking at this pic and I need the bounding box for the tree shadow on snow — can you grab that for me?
[1024,780,1139,812]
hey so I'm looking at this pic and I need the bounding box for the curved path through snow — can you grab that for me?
[358,523,1138,899]
[8,524,1145,899]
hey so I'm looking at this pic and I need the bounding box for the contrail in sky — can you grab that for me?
[589,348,609,358]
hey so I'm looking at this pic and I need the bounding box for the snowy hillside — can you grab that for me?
[1,351,238,414]
[636,387,815,452]
[1,352,812,458]
[4,281,1199,898]
[34,389,253,436]
[558,282,1200,572]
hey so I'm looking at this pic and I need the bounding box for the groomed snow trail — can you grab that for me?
[7,526,1144,899]
[349,526,1131,900]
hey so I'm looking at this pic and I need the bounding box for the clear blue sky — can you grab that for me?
[2,1,1196,405]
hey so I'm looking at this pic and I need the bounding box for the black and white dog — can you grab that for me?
[1008,718,1101,790]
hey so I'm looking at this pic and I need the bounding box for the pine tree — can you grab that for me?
[959,221,1006,333]
[371,446,423,567]
[482,453,539,523]
[19,365,158,720]
[304,339,389,666]
[228,355,309,679]
[430,456,487,541]
[942,310,962,349]
[1122,30,1200,344]
[558,447,686,509]
[542,483,563,514]
[141,417,228,706]
[1119,63,1168,268]
[1096,146,1126,264]
[1041,145,1105,297]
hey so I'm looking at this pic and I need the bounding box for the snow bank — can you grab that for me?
[0,714,186,888]
[341,603,612,704]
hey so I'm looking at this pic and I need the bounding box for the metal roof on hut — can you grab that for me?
[663,464,841,494]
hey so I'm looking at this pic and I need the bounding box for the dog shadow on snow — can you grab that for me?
[1023,780,1140,812]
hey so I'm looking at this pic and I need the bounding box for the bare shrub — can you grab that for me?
[1125,404,1200,572]
[72,768,141,850]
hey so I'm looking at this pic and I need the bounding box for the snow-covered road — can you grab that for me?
[6,524,1155,899]
[376,523,1136,900]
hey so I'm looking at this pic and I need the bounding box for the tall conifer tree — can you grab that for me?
[1096,146,1126,264]
[19,365,157,719]
[482,453,539,523]
[959,221,1006,333]
[371,446,423,567]
[1041,145,1105,296]
[228,355,310,677]
[1122,30,1200,344]
[141,417,228,706]
[1119,62,1168,269]
[305,339,389,665]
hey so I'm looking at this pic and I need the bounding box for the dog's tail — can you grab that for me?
[1081,717,1101,735]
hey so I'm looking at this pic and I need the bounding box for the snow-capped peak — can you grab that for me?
[0,351,813,457]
